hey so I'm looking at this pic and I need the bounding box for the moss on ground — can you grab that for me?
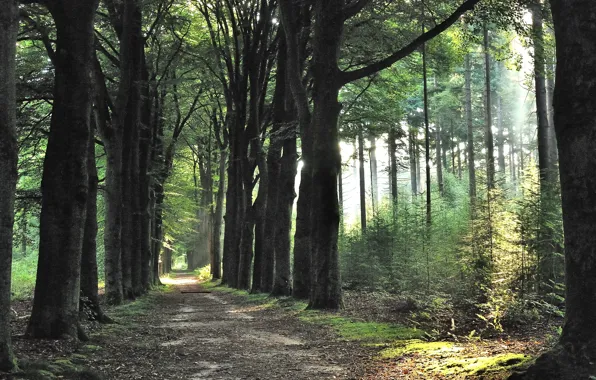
[428,353,532,376]
[299,310,424,343]
[14,358,104,380]
[379,339,459,358]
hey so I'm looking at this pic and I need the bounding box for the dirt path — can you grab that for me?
[84,273,369,379]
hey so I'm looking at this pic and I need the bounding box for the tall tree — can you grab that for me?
[281,0,482,309]
[483,24,495,190]
[358,126,367,232]
[531,0,559,288]
[511,1,596,378]
[465,54,477,201]
[369,136,378,212]
[27,0,99,339]
[80,124,109,323]
[423,36,432,225]
[0,0,18,370]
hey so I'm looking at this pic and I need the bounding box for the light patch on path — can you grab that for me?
[190,361,229,379]
[242,331,304,346]
[204,293,228,304]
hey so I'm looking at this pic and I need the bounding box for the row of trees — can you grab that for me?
[2,0,596,377]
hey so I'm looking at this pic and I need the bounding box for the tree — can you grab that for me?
[281,0,482,309]
[0,0,18,370]
[465,54,477,201]
[27,0,99,340]
[483,24,495,190]
[510,1,596,378]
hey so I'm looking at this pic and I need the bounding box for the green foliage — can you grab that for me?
[340,171,470,294]
[11,254,37,301]
[194,265,212,282]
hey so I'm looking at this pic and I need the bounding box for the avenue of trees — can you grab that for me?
[1,0,596,377]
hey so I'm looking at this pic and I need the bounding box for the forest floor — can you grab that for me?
[3,272,559,379]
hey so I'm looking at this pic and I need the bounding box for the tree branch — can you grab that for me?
[340,0,481,85]
[342,0,372,21]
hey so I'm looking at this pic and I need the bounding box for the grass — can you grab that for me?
[299,310,424,343]
[202,278,423,345]
[11,255,38,300]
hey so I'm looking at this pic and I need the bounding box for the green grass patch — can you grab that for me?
[428,353,532,376]
[11,255,38,300]
[379,339,459,358]
[203,279,422,345]
[299,310,424,343]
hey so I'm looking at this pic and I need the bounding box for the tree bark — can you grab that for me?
[497,95,506,176]
[0,0,18,369]
[139,63,154,290]
[436,122,444,197]
[409,128,418,196]
[211,148,226,280]
[261,35,287,292]
[532,0,558,289]
[271,131,297,296]
[389,125,399,204]
[510,1,596,377]
[358,127,367,232]
[222,111,243,287]
[423,38,431,225]
[369,136,378,212]
[307,0,344,309]
[465,54,476,201]
[80,124,109,323]
[27,0,99,340]
[483,24,495,190]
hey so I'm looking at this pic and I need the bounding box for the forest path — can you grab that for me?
[89,272,368,379]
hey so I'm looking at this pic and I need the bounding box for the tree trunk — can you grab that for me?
[211,149,226,280]
[483,24,495,190]
[436,122,444,197]
[389,125,399,204]
[307,0,343,309]
[139,64,154,291]
[358,126,367,232]
[222,112,242,287]
[271,133,297,296]
[0,0,18,369]
[261,36,287,292]
[497,95,506,176]
[409,128,418,196]
[369,136,378,213]
[423,38,432,225]
[80,124,109,323]
[532,0,559,289]
[546,59,558,163]
[27,0,98,340]
[465,54,477,201]
[510,2,596,377]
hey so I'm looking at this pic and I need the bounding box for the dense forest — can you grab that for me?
[1,0,596,378]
